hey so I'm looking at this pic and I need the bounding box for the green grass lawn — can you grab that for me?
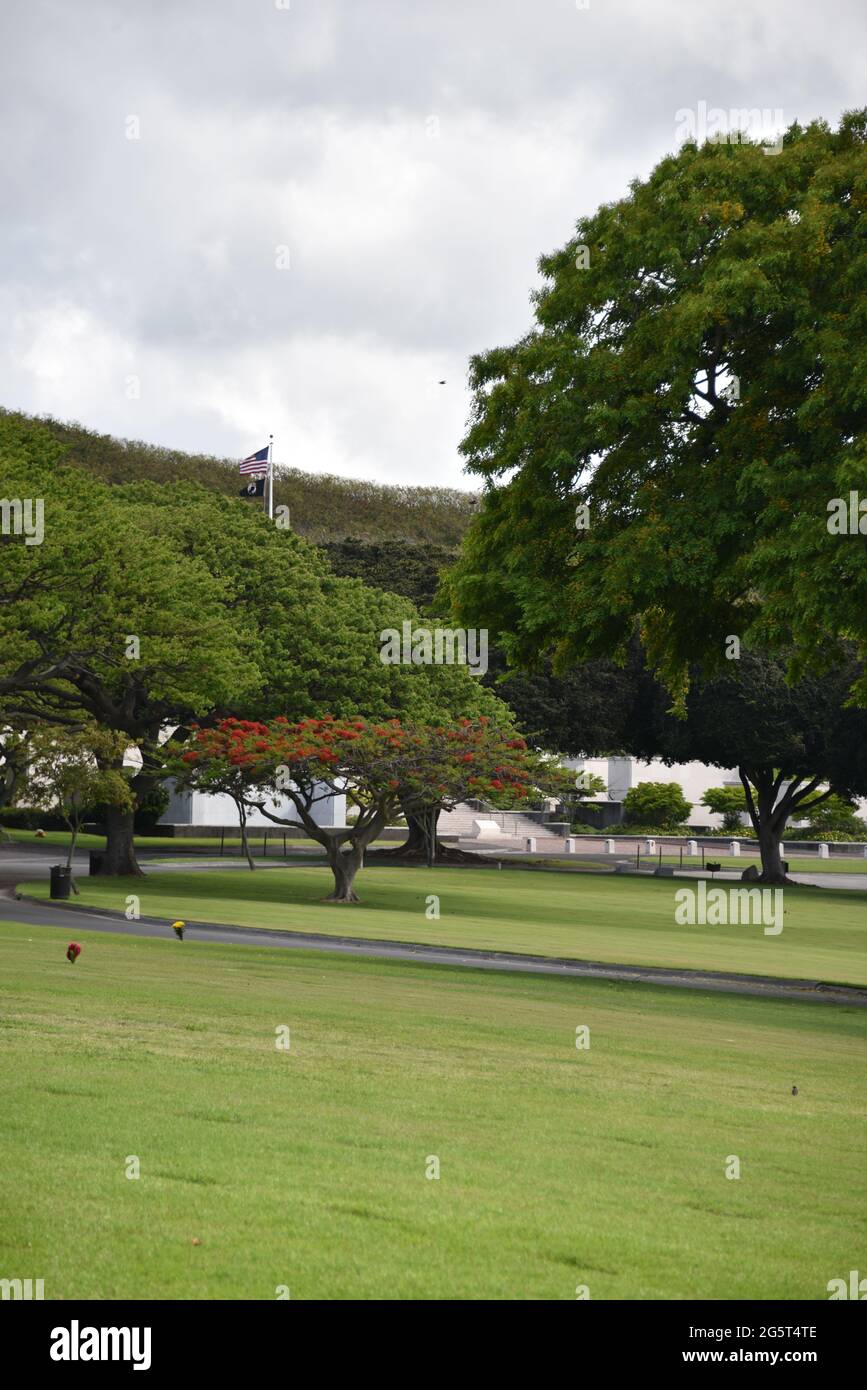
[21,864,867,986]
[8,827,867,872]
[0,921,863,1299]
[3,828,322,854]
[648,853,867,874]
[4,829,404,859]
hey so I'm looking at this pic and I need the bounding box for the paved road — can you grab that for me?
[2,872,865,1009]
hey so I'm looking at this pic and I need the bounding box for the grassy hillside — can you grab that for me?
[0,408,477,548]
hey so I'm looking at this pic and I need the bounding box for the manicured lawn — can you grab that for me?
[9,828,866,872]
[4,829,404,862]
[3,829,325,854]
[21,864,867,986]
[0,921,863,1299]
[659,854,867,875]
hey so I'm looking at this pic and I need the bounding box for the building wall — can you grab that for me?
[565,755,867,827]
[159,781,346,829]
[566,756,744,828]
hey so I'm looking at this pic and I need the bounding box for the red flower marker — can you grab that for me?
[66,942,81,964]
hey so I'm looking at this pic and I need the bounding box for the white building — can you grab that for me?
[158,782,346,830]
[566,755,867,827]
[567,755,748,829]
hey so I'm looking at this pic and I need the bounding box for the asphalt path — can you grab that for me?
[2,846,865,1008]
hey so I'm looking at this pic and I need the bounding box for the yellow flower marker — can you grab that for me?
[171,921,185,941]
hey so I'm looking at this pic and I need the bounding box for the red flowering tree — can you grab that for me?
[390,719,569,866]
[169,719,273,870]
[175,715,563,901]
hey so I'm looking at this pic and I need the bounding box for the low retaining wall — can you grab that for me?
[152,823,411,842]
[564,833,867,858]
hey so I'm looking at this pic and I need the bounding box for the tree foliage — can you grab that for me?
[176,715,560,900]
[0,412,515,872]
[700,785,748,831]
[25,723,133,871]
[623,781,691,828]
[444,112,867,704]
[627,649,867,879]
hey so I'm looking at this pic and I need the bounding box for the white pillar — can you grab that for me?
[605,838,616,854]
[564,837,576,853]
[525,837,537,852]
[687,839,698,856]
[818,843,830,859]
[729,840,741,857]
[645,838,656,855]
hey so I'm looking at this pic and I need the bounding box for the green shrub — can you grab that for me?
[0,806,69,830]
[700,786,748,832]
[622,782,691,828]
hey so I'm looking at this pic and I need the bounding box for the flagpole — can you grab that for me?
[267,434,274,520]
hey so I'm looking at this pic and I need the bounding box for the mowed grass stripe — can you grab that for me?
[22,865,867,986]
[0,923,864,1299]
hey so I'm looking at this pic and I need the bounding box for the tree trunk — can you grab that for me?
[101,803,143,876]
[235,797,256,871]
[65,815,81,894]
[738,765,839,887]
[403,807,439,866]
[755,819,787,884]
[740,769,787,884]
[324,844,363,903]
[398,812,428,855]
[254,798,390,902]
[374,802,487,865]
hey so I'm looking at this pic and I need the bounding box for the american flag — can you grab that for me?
[239,445,269,475]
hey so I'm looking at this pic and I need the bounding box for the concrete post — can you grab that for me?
[645,838,656,855]
[605,838,616,854]
[525,837,537,853]
[729,840,741,857]
[687,839,698,856]
[564,837,576,853]
[818,843,830,859]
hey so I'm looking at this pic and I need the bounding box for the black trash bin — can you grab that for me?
[89,851,104,876]
[50,865,72,899]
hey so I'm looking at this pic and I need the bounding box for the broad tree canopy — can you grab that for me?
[444,112,867,704]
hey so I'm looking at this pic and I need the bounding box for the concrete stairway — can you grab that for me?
[437,803,562,842]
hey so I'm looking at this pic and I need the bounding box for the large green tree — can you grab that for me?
[627,651,867,881]
[444,112,867,705]
[0,416,516,873]
[177,715,558,902]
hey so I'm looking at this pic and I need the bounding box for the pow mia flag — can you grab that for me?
[239,477,265,499]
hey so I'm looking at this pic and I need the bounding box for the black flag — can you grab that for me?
[239,477,265,499]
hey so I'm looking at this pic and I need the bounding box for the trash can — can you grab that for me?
[50,865,72,899]
[89,851,104,876]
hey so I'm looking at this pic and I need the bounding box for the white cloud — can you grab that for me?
[1,0,865,487]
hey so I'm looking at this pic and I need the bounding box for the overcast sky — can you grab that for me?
[1,0,864,489]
